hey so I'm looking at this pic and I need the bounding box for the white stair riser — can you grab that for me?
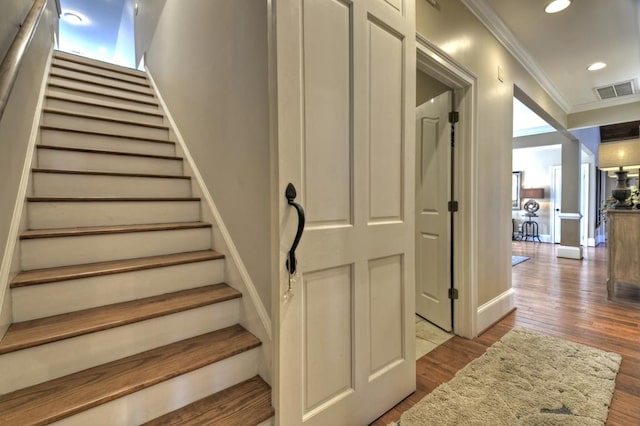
[43,112,169,140]
[53,349,260,426]
[28,200,200,229]
[46,97,164,125]
[0,301,241,395]
[37,149,182,175]
[40,129,175,157]
[21,228,211,270]
[50,67,153,95]
[51,58,149,85]
[53,54,148,80]
[49,77,157,107]
[12,259,224,321]
[32,173,191,198]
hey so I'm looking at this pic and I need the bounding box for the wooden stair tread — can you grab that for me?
[27,196,199,202]
[0,325,260,425]
[11,250,224,287]
[37,143,180,158]
[20,222,211,240]
[0,284,241,354]
[46,92,163,116]
[44,107,170,130]
[47,82,159,107]
[49,72,155,96]
[39,126,172,143]
[51,63,151,88]
[143,376,274,426]
[31,168,191,180]
[53,51,147,78]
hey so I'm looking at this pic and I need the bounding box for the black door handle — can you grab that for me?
[285,183,305,274]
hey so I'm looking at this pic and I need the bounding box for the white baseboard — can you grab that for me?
[587,237,596,247]
[476,288,514,334]
[557,245,583,260]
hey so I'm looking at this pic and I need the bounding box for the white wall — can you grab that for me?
[136,0,271,316]
[0,0,58,336]
[114,0,136,68]
[417,0,568,307]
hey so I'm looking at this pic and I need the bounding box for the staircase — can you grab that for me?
[0,51,273,425]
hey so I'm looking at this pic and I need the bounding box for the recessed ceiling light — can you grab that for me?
[61,11,88,25]
[587,62,607,71]
[545,0,571,14]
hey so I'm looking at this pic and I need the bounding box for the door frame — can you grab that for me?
[416,34,477,338]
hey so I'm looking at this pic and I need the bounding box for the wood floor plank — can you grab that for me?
[0,283,240,354]
[11,250,224,287]
[0,325,260,425]
[143,376,274,426]
[370,243,640,425]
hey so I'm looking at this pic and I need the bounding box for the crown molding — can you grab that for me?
[460,0,571,113]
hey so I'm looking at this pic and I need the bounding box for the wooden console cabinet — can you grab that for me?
[607,210,640,299]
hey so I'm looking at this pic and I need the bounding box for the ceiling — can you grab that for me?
[466,0,640,116]
[57,0,135,67]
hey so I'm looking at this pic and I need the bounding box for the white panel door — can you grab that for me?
[415,91,452,331]
[273,0,416,424]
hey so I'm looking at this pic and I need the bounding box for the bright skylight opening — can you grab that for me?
[545,0,571,14]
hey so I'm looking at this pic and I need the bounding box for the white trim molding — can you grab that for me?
[460,0,570,113]
[0,49,55,339]
[477,288,515,335]
[557,245,583,260]
[145,69,272,343]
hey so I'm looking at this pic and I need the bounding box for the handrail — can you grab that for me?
[0,0,49,122]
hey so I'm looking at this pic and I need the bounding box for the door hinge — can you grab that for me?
[448,200,459,212]
[448,288,459,300]
[448,111,459,124]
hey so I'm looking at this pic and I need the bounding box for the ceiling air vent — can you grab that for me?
[595,80,636,100]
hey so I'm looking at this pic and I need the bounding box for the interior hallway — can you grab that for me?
[372,242,640,425]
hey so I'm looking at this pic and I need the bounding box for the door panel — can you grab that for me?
[275,0,415,424]
[369,19,404,222]
[415,90,452,331]
[303,0,352,228]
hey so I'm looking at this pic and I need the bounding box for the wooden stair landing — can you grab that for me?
[0,325,261,425]
[144,376,274,426]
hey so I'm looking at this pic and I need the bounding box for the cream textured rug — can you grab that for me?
[395,326,621,425]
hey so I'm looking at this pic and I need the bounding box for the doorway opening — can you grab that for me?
[416,35,477,340]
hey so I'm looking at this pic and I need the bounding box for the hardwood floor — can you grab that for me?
[372,242,640,425]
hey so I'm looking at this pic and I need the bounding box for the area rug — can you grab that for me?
[511,255,529,266]
[394,327,621,425]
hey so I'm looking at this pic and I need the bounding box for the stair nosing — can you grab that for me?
[37,144,181,159]
[0,283,242,355]
[11,250,224,287]
[53,51,148,79]
[51,62,151,88]
[31,168,190,180]
[20,221,211,240]
[47,82,159,107]
[46,92,164,117]
[49,72,155,97]
[44,107,170,130]
[0,325,260,425]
